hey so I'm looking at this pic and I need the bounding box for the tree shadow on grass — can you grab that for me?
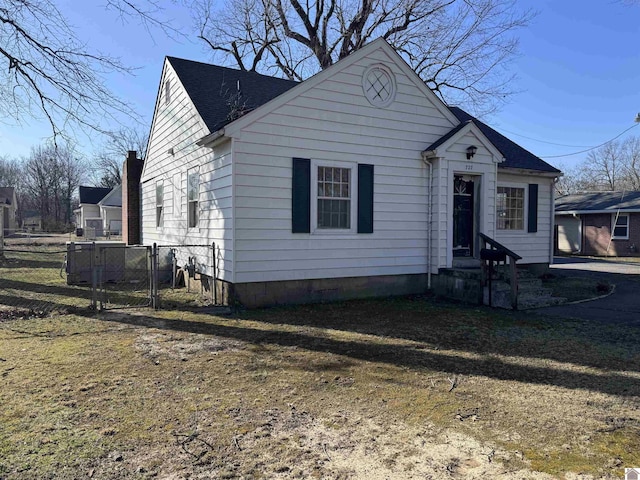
[96,309,640,398]
[0,249,65,270]
[240,296,640,373]
[0,278,93,301]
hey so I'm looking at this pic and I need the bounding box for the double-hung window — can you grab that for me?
[496,186,525,230]
[155,181,164,228]
[187,169,199,228]
[317,166,352,229]
[612,213,629,239]
[292,158,373,234]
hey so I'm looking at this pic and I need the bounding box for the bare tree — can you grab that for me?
[581,141,626,191]
[554,162,586,196]
[558,136,640,194]
[0,156,22,188]
[0,0,180,140]
[621,136,640,189]
[92,128,149,188]
[23,143,84,231]
[194,0,534,114]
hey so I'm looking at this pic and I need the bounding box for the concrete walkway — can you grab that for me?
[533,257,640,325]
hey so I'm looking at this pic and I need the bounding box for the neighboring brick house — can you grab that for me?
[555,191,640,256]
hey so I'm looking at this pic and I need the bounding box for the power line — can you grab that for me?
[540,123,639,159]
[497,128,593,148]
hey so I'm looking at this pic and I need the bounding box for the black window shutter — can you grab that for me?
[292,158,311,233]
[528,183,538,233]
[358,164,374,233]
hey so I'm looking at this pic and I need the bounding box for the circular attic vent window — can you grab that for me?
[362,64,396,107]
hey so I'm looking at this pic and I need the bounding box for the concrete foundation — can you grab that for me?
[210,274,428,308]
[431,268,483,305]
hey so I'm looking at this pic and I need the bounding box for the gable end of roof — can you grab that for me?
[166,57,299,133]
[448,107,561,174]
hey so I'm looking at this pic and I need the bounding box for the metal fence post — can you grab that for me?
[211,242,216,305]
[91,242,99,310]
[152,243,159,309]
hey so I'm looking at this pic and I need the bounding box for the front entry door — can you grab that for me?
[453,176,474,257]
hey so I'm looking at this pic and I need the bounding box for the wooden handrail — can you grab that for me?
[478,232,520,309]
[478,232,522,261]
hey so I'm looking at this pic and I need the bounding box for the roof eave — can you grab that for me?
[197,129,227,148]
[556,209,640,215]
[499,166,562,178]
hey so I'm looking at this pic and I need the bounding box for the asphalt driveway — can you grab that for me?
[533,256,640,325]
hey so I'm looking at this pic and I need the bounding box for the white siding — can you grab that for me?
[430,132,499,269]
[100,207,122,233]
[141,63,234,281]
[80,205,100,228]
[495,172,554,264]
[232,46,457,283]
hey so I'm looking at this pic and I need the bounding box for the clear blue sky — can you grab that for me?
[0,0,638,173]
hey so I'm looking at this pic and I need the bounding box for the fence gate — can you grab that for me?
[98,244,152,309]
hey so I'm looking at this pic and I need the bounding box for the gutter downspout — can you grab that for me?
[421,152,434,289]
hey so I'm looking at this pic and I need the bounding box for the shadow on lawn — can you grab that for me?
[0,249,66,270]
[0,278,93,300]
[96,305,640,398]
[243,296,640,373]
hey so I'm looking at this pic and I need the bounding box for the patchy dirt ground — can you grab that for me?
[0,298,639,479]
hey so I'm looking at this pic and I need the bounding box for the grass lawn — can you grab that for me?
[1,298,639,479]
[540,274,613,302]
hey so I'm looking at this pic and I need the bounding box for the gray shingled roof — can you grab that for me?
[447,107,561,173]
[167,57,299,133]
[167,57,560,174]
[79,186,112,204]
[425,121,470,153]
[556,191,640,213]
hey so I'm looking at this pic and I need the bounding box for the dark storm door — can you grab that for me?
[453,176,474,257]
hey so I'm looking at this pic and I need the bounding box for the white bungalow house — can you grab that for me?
[137,38,561,307]
[0,187,18,236]
[75,185,122,237]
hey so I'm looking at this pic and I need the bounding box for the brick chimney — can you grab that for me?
[122,151,143,245]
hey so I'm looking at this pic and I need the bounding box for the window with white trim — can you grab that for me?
[187,169,199,228]
[496,186,524,230]
[612,213,629,239]
[317,166,351,229]
[165,79,171,105]
[155,181,164,228]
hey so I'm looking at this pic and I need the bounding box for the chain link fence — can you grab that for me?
[98,244,152,310]
[0,244,92,318]
[155,244,218,309]
[0,241,219,318]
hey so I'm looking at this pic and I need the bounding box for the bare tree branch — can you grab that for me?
[0,0,184,141]
[91,128,149,188]
[559,136,640,194]
[192,0,534,114]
